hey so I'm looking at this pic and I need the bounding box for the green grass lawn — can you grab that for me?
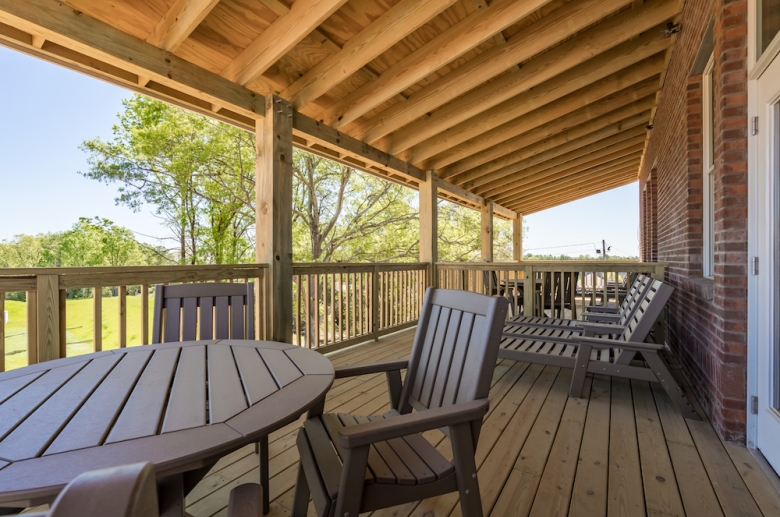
[4,295,155,371]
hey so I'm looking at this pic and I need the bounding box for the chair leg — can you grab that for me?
[333,446,369,517]
[569,344,592,398]
[450,423,482,517]
[258,436,270,514]
[643,352,701,420]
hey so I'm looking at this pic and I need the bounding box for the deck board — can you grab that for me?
[185,328,780,517]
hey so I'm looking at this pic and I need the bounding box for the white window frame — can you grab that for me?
[703,53,716,278]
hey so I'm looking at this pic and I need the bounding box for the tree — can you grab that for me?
[80,96,255,264]
[291,152,419,262]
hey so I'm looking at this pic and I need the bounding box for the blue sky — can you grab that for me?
[0,45,640,258]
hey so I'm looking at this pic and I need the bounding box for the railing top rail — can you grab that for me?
[435,261,668,271]
[293,262,428,274]
[0,263,269,277]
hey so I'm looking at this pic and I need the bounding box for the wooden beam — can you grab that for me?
[349,0,677,147]
[502,154,644,205]
[414,53,665,168]
[145,0,220,52]
[419,171,438,286]
[281,0,458,109]
[508,163,640,207]
[432,174,516,219]
[36,274,60,363]
[513,216,523,261]
[451,102,653,188]
[516,174,638,213]
[0,0,265,120]
[292,112,425,182]
[256,0,408,105]
[481,201,494,262]
[219,0,349,85]
[317,0,553,128]
[486,137,646,200]
[256,95,293,343]
[437,79,658,182]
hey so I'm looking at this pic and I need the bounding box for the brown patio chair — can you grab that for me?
[500,279,699,420]
[291,288,509,517]
[152,282,269,513]
[27,462,261,517]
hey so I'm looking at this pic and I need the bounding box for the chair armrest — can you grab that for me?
[579,322,625,335]
[335,359,409,379]
[583,312,621,323]
[586,305,620,313]
[578,336,663,352]
[338,399,489,449]
[227,484,262,517]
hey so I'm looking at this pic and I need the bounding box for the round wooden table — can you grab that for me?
[0,340,334,514]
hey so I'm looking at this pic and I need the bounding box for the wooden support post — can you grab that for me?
[481,200,494,262]
[256,95,293,343]
[419,171,438,286]
[26,290,37,365]
[513,214,523,261]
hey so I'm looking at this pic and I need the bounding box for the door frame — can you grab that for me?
[747,0,780,449]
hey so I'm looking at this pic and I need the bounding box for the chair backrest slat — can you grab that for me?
[152,282,255,344]
[400,288,508,415]
[617,274,653,325]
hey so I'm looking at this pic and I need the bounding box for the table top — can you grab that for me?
[0,340,334,506]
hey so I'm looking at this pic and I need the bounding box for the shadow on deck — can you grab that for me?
[185,328,780,517]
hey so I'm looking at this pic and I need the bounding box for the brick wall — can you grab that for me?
[639,0,748,442]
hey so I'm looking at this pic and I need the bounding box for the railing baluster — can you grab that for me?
[141,284,149,345]
[118,286,127,348]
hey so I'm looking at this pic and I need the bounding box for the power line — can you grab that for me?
[524,242,596,252]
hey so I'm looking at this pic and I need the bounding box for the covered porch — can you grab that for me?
[0,0,778,515]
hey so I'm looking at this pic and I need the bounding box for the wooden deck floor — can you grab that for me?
[185,328,780,517]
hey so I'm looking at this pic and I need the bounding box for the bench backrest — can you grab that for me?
[152,282,255,343]
[616,274,654,325]
[619,279,674,343]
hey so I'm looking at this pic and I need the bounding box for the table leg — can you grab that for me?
[158,474,193,517]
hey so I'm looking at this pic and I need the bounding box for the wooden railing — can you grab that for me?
[436,260,667,338]
[292,263,428,352]
[0,264,267,371]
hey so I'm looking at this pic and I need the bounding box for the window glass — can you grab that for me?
[703,55,715,278]
[760,0,780,57]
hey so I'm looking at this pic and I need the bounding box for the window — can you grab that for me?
[759,0,780,58]
[702,54,715,277]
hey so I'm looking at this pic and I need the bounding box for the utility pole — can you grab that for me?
[603,239,607,260]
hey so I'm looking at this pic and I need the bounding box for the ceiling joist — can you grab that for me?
[145,0,220,52]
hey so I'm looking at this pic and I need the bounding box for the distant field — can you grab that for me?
[3,295,155,371]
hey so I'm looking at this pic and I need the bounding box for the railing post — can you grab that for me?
[524,265,534,316]
[653,263,667,345]
[36,274,60,363]
[256,95,294,343]
[0,294,5,372]
[26,290,37,365]
[372,266,380,341]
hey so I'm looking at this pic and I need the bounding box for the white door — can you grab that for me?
[755,49,780,469]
